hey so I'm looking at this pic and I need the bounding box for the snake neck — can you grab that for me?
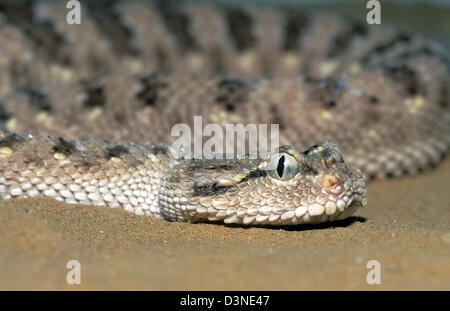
[0,132,173,218]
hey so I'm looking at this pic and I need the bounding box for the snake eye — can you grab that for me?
[267,153,299,181]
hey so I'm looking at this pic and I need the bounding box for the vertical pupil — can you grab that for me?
[277,155,285,178]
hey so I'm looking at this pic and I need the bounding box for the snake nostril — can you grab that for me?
[322,174,339,188]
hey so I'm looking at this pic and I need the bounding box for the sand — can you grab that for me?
[0,156,449,290]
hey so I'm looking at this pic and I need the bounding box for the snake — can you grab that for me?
[0,0,448,226]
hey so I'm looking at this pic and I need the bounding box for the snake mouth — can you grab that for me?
[350,193,366,207]
[335,195,366,220]
[349,192,367,210]
[349,200,363,209]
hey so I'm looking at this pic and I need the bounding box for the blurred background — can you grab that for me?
[196,0,450,35]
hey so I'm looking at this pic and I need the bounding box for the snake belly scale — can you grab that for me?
[0,1,448,225]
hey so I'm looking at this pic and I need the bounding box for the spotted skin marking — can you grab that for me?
[23,89,52,112]
[157,7,199,53]
[79,81,106,109]
[51,137,77,156]
[105,144,130,158]
[136,74,169,107]
[86,2,141,57]
[0,132,25,148]
[215,78,251,112]
[327,20,367,58]
[224,7,256,51]
[282,11,310,51]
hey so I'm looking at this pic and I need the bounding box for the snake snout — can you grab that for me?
[336,175,367,220]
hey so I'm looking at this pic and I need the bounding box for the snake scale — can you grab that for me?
[0,0,449,225]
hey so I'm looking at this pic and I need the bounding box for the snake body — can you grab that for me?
[0,1,449,225]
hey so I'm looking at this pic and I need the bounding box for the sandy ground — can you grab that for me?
[0,156,449,290]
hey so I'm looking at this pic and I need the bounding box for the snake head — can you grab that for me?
[254,140,367,224]
[159,140,367,225]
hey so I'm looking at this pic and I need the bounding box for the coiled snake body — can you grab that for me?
[0,1,448,225]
